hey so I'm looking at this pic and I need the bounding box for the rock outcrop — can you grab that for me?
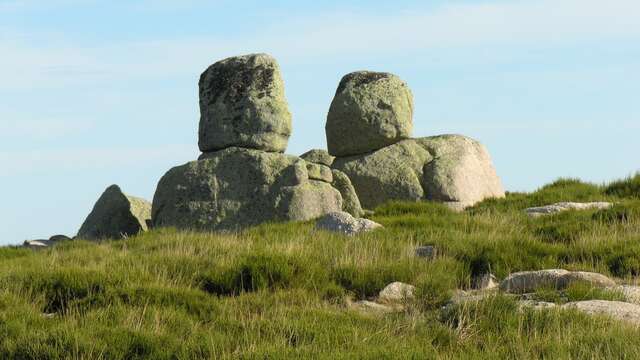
[315,211,382,236]
[77,185,151,240]
[500,269,616,294]
[198,53,291,153]
[153,147,341,230]
[152,54,345,231]
[326,71,413,157]
[332,135,505,210]
[563,300,640,326]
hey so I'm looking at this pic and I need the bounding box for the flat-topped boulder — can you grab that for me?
[315,211,382,236]
[563,300,640,326]
[326,71,413,157]
[152,147,342,231]
[300,149,334,167]
[332,134,505,210]
[77,185,151,240]
[198,53,292,153]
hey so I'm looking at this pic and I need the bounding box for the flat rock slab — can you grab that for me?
[525,202,613,217]
[315,211,382,236]
[563,300,640,326]
[77,185,151,240]
[500,269,616,294]
[349,300,401,315]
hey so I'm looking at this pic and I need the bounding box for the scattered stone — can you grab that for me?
[499,269,570,294]
[77,185,151,240]
[305,162,333,183]
[326,71,413,156]
[198,53,292,153]
[153,147,342,231]
[563,300,640,326]
[315,211,382,236]
[557,271,616,289]
[331,169,364,217]
[332,135,505,210]
[415,245,437,260]
[519,300,557,310]
[472,273,499,290]
[300,149,335,167]
[349,300,399,315]
[378,282,416,304]
[23,239,52,249]
[525,202,613,217]
[612,285,640,305]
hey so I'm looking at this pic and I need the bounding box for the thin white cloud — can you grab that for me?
[0,0,638,90]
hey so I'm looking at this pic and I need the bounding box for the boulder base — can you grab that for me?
[152,147,342,231]
[332,135,505,210]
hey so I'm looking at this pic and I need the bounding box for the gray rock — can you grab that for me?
[77,185,151,240]
[563,300,640,326]
[326,71,413,156]
[525,202,613,217]
[472,273,499,290]
[152,147,342,231]
[23,239,52,249]
[305,162,333,183]
[615,285,640,305]
[519,300,557,310]
[315,211,382,236]
[349,300,400,315]
[49,234,71,242]
[378,282,416,304]
[557,271,616,289]
[198,53,292,153]
[499,269,570,294]
[500,269,615,294]
[415,245,437,260]
[332,135,505,210]
[300,149,335,166]
[331,169,364,217]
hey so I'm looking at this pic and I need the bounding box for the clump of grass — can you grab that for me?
[604,174,640,199]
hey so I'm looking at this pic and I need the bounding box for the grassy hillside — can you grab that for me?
[1,175,639,359]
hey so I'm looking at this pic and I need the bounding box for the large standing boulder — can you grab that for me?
[331,169,364,217]
[77,185,151,240]
[198,53,292,153]
[326,71,413,157]
[332,134,505,210]
[152,147,342,231]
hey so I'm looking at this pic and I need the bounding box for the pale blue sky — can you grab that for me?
[1,0,638,245]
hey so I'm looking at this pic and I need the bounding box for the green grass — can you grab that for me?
[1,176,640,358]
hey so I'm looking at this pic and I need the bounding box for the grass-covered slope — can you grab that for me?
[1,175,640,359]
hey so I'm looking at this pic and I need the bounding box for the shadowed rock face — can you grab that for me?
[326,71,413,157]
[332,134,505,210]
[77,185,151,240]
[198,53,292,153]
[152,147,342,231]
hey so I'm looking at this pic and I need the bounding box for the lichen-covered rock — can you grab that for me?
[331,169,363,217]
[557,271,616,289]
[378,282,416,304]
[198,53,292,153]
[472,273,499,290]
[563,300,640,326]
[332,135,505,210]
[499,269,570,294]
[77,185,151,240]
[525,202,613,217]
[315,211,382,236]
[326,71,413,156]
[300,149,334,166]
[152,147,342,231]
[305,162,333,183]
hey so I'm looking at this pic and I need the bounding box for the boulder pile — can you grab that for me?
[152,54,352,231]
[326,71,505,210]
